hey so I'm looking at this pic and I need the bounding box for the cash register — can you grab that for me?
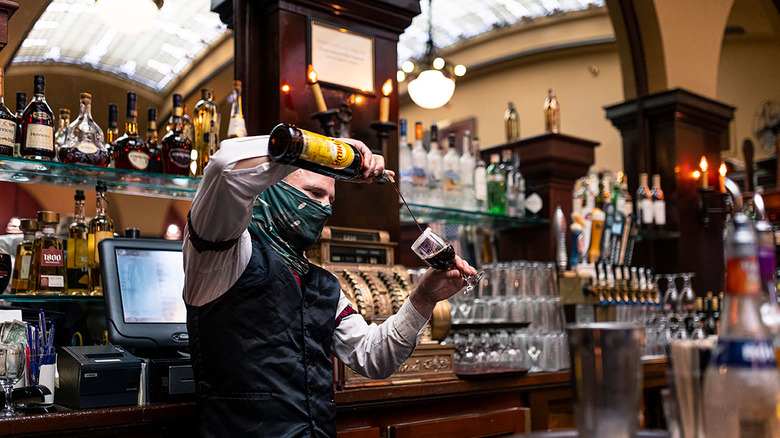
[97,238,194,404]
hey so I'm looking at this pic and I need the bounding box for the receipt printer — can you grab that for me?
[57,345,141,409]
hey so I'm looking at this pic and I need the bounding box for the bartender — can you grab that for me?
[184,135,475,437]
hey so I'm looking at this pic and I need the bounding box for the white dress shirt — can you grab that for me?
[183,136,429,379]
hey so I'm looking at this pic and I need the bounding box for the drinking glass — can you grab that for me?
[411,227,484,292]
[0,344,25,417]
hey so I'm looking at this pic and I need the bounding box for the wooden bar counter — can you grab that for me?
[0,359,668,437]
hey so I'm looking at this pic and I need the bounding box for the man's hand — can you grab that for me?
[409,256,478,319]
[337,138,395,183]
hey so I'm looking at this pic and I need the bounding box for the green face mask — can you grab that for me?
[251,181,332,275]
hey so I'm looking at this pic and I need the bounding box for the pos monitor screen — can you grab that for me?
[99,238,188,351]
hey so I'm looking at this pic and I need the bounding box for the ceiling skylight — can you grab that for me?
[12,0,228,92]
[397,0,606,65]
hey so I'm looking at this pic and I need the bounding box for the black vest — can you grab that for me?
[187,229,341,437]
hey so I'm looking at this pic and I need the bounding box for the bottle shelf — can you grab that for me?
[0,156,200,199]
[400,202,549,229]
[0,294,103,303]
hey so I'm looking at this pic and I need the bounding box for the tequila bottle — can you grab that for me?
[67,190,90,295]
[59,93,111,166]
[28,211,66,295]
[88,181,114,296]
[10,219,39,294]
[426,122,443,207]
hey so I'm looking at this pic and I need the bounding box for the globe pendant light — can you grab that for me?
[401,0,466,110]
[96,0,164,36]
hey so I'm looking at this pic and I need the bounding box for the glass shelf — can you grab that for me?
[0,156,200,199]
[0,294,103,303]
[400,202,549,229]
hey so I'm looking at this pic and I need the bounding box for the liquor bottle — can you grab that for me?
[161,94,193,176]
[756,220,780,329]
[473,137,487,212]
[106,103,118,169]
[193,88,220,177]
[54,108,70,159]
[636,173,653,231]
[167,104,194,143]
[28,211,66,295]
[459,130,476,210]
[268,123,390,181]
[594,172,610,212]
[226,80,247,139]
[398,119,413,199]
[20,75,55,160]
[703,293,718,336]
[411,122,428,203]
[88,181,114,296]
[442,131,461,208]
[543,89,560,133]
[620,175,633,216]
[10,219,39,294]
[500,149,517,216]
[426,122,443,207]
[114,92,150,172]
[486,153,506,215]
[146,108,162,173]
[0,68,16,156]
[13,92,25,157]
[511,152,526,218]
[703,213,780,437]
[588,207,605,263]
[650,174,665,230]
[66,190,90,295]
[505,101,520,141]
[59,93,111,167]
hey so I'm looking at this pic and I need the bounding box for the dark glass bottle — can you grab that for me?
[106,103,118,168]
[268,123,365,180]
[0,68,16,156]
[146,108,162,173]
[114,92,150,171]
[14,92,26,157]
[20,75,55,160]
[161,93,193,175]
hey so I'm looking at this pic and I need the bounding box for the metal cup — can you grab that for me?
[567,322,645,438]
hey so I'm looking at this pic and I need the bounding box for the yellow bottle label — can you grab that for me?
[302,132,354,169]
[88,231,113,265]
[67,238,89,269]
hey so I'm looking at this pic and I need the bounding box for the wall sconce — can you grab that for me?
[696,156,734,228]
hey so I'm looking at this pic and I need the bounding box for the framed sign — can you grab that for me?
[310,20,375,94]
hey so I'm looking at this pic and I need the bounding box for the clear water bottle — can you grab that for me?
[703,212,780,438]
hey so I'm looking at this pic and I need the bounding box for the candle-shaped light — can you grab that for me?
[307,65,328,112]
[379,79,392,122]
[699,156,709,189]
[719,161,727,193]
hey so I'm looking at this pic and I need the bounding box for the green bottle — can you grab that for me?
[486,153,506,215]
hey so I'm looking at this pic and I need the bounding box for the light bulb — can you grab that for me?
[407,70,455,109]
[402,61,415,73]
[432,57,445,70]
[96,0,160,36]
